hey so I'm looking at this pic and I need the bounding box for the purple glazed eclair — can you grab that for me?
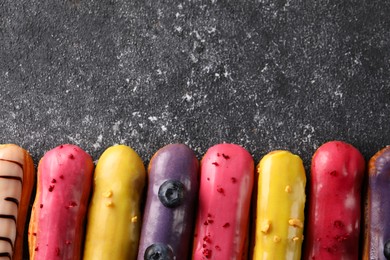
[137,144,199,260]
[363,146,390,259]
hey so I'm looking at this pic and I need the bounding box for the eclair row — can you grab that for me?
[0,141,388,259]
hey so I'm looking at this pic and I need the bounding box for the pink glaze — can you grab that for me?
[303,141,365,260]
[28,144,94,260]
[192,143,254,260]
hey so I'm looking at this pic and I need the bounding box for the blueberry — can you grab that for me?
[144,243,174,260]
[384,240,390,259]
[158,180,185,208]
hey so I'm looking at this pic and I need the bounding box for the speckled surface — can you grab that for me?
[1,0,390,166]
[1,0,390,259]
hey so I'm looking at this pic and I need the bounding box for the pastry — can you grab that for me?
[192,143,254,259]
[0,144,35,260]
[303,141,365,259]
[252,150,306,259]
[137,144,199,260]
[83,145,146,260]
[28,144,94,260]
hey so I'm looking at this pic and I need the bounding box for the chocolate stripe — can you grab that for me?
[0,215,16,224]
[0,176,22,184]
[0,237,13,249]
[0,159,23,171]
[4,197,19,207]
[0,252,11,259]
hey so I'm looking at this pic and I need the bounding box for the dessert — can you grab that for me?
[252,150,306,259]
[0,144,35,260]
[83,145,146,260]
[192,143,254,260]
[363,146,390,259]
[303,141,365,259]
[28,144,94,260]
[137,144,199,260]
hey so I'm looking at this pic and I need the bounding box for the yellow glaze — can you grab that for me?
[253,150,306,260]
[83,145,146,260]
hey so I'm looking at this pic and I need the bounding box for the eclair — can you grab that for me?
[137,144,199,260]
[253,150,306,259]
[192,143,254,259]
[28,144,94,260]
[363,146,390,260]
[0,144,35,260]
[303,141,365,259]
[83,145,146,260]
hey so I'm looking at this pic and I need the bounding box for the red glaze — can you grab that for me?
[192,143,254,260]
[303,141,365,260]
[28,144,94,260]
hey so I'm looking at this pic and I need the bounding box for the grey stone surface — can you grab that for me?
[1,0,390,257]
[2,0,389,166]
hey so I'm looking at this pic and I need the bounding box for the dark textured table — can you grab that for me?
[1,0,390,258]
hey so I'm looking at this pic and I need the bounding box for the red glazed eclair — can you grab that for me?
[0,144,35,260]
[363,146,390,259]
[192,143,254,259]
[303,141,365,259]
[28,144,94,260]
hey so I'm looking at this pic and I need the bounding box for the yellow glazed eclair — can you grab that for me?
[83,145,146,260]
[253,150,306,260]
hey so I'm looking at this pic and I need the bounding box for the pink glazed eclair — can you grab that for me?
[192,143,254,259]
[28,144,94,260]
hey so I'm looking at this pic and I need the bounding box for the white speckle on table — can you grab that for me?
[148,116,158,122]
[175,13,184,18]
[112,121,121,135]
[131,129,139,138]
[223,66,233,80]
[206,27,216,34]
[157,9,163,18]
[82,115,93,125]
[132,111,141,117]
[67,134,82,146]
[254,113,267,126]
[161,125,167,131]
[334,85,343,98]
[203,64,212,73]
[182,93,193,101]
[174,26,183,33]
[190,54,198,63]
[93,134,103,149]
[261,64,268,72]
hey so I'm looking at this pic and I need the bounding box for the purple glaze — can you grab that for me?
[369,147,390,260]
[137,144,199,260]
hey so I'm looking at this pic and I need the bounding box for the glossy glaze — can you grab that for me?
[28,144,94,260]
[303,141,365,260]
[253,150,306,260]
[363,146,390,260]
[192,143,254,260]
[0,144,35,260]
[137,144,199,260]
[84,145,146,260]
